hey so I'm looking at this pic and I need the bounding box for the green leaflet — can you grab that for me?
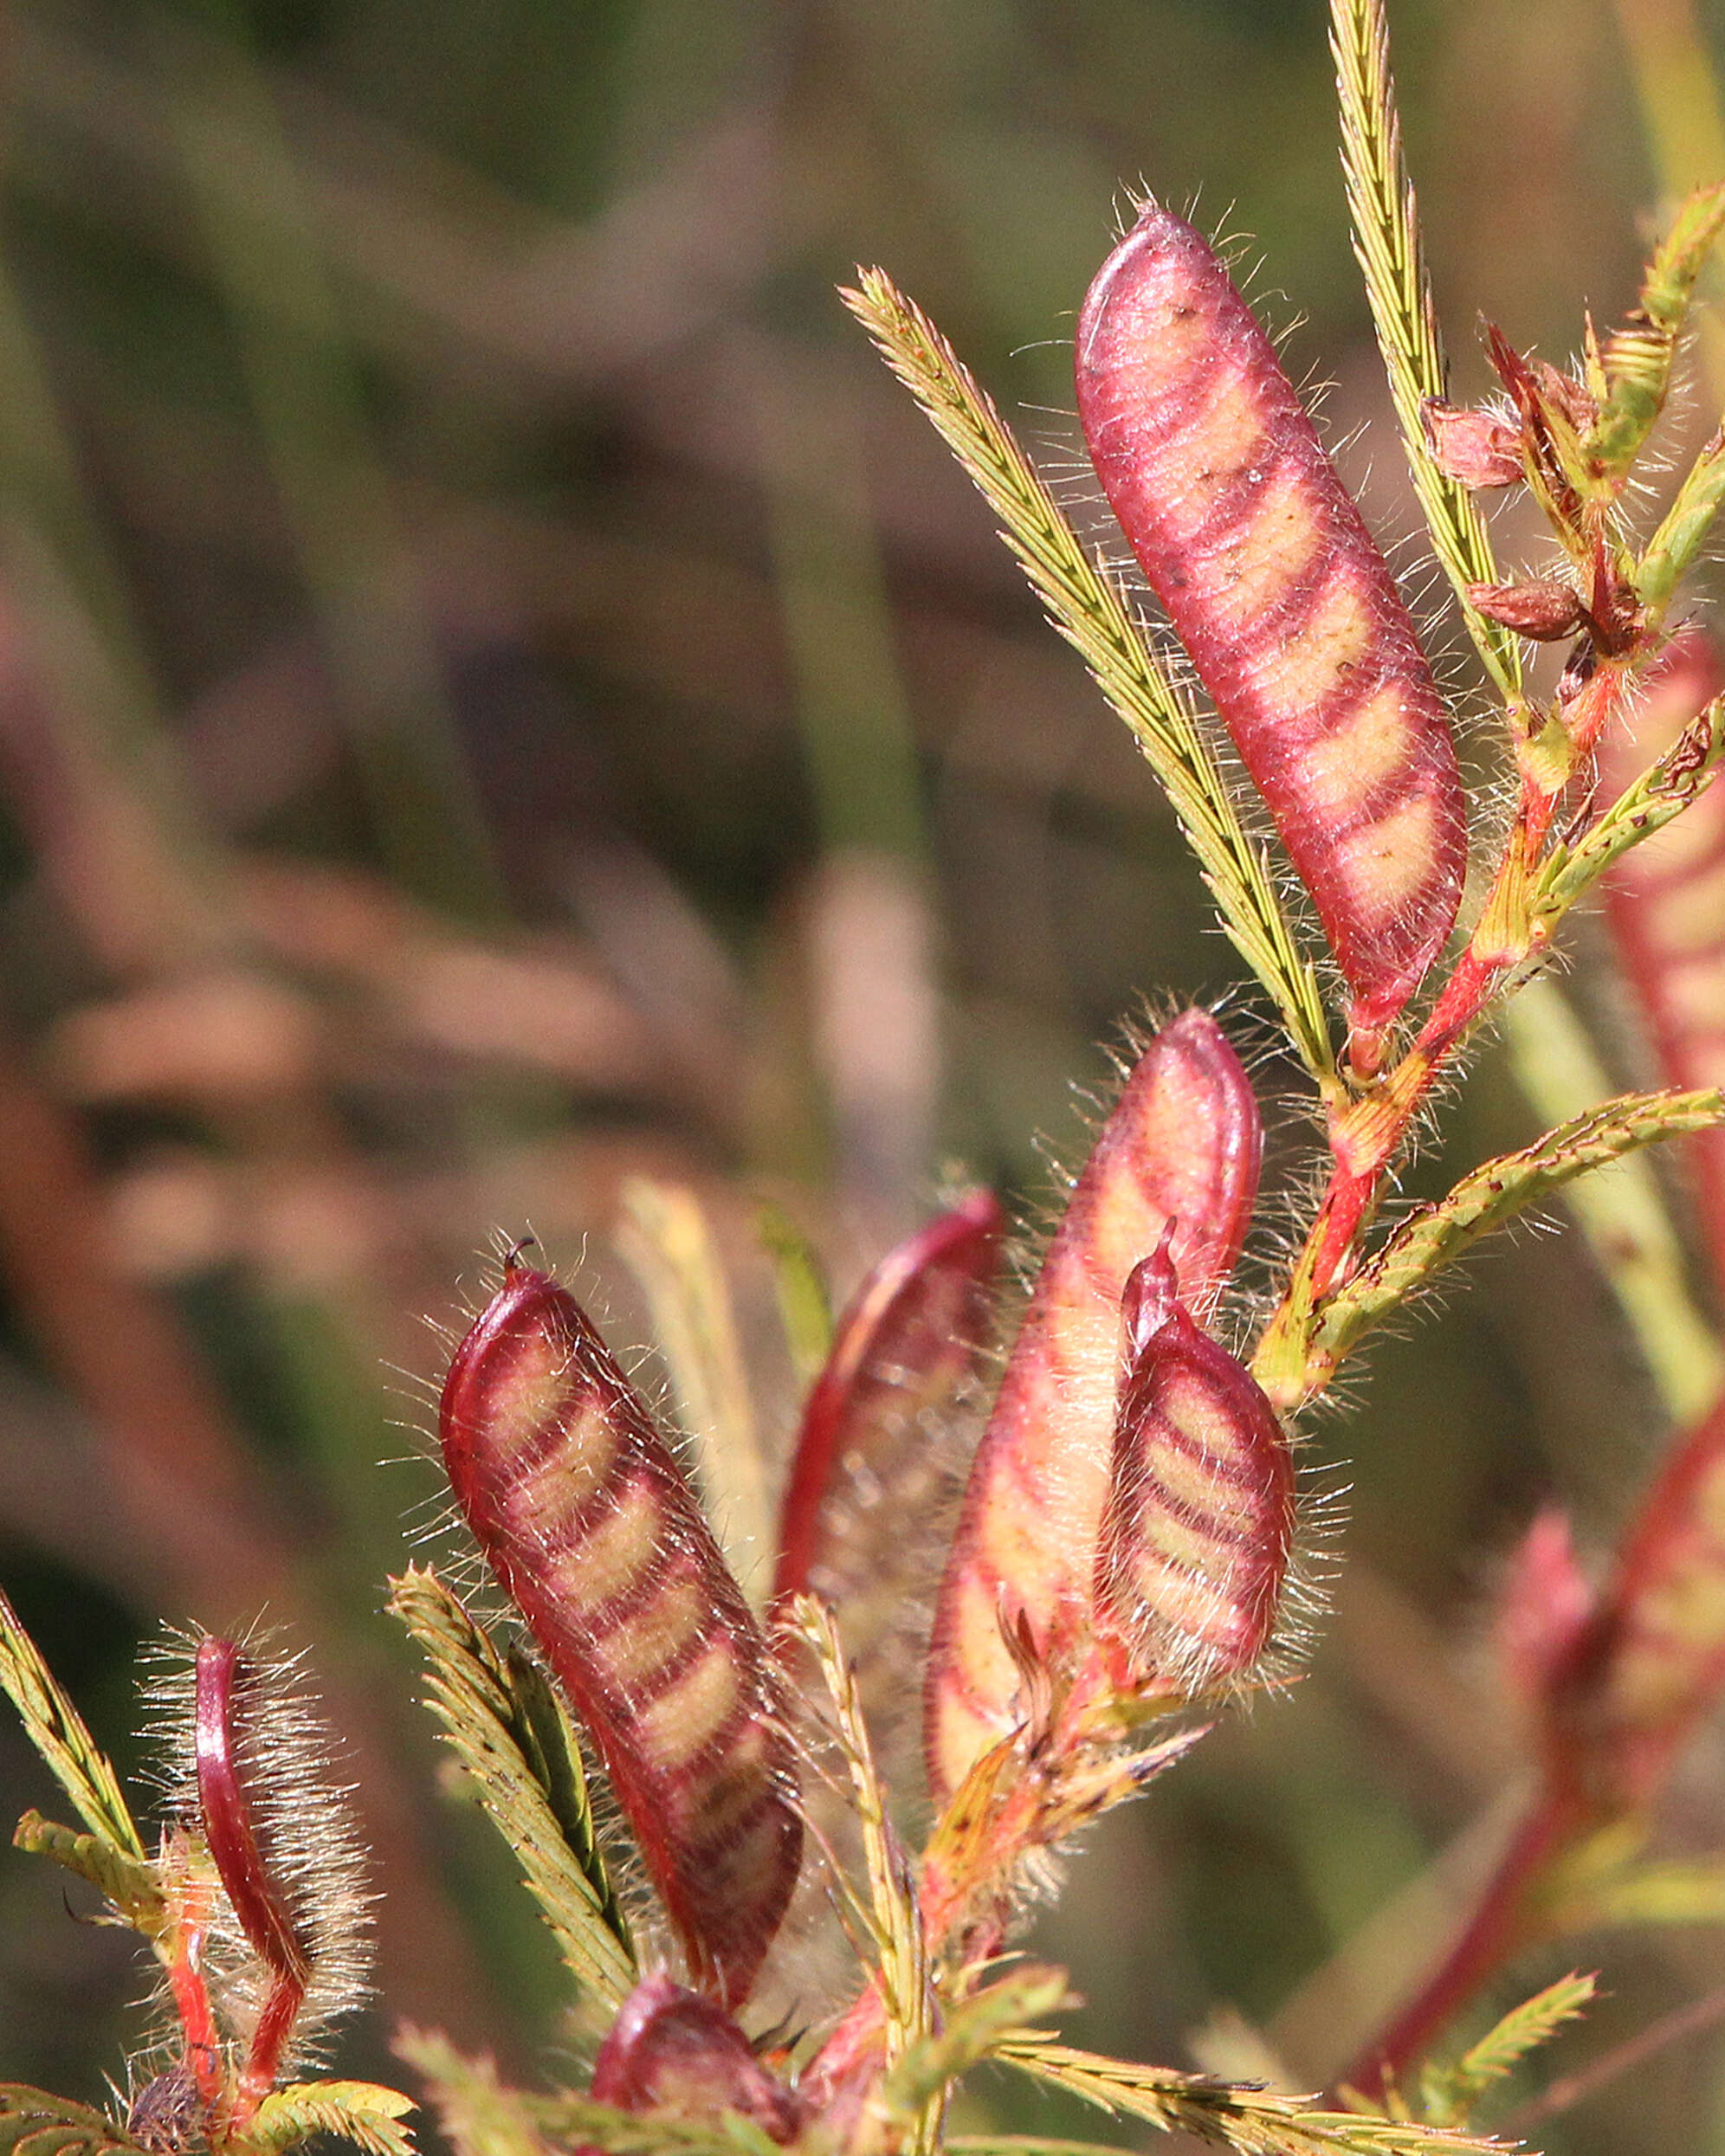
[1586,184,1725,481]
[240,2084,417,2156]
[0,1586,142,1862]
[614,1178,771,1604]
[1302,1087,1725,1395]
[991,2043,1507,2156]
[1534,692,1725,923]
[387,1565,635,2006]
[1330,0,1520,700]
[0,2088,140,2156]
[881,1971,1071,2122]
[841,270,1337,1093]
[1639,427,1725,623]
[755,1199,834,1390]
[11,1812,163,1934]
[1418,1972,1596,2128]
[790,1598,931,2078]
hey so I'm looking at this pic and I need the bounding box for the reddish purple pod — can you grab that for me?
[772,1189,1002,1643]
[1076,201,1466,1048]
[587,1973,806,2143]
[439,1259,802,2008]
[923,1010,1261,1803]
[1093,1249,1295,1695]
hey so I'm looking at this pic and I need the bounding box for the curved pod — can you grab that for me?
[1076,201,1466,1044]
[923,1010,1261,1802]
[440,1261,801,2007]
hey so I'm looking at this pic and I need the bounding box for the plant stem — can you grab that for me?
[1335,1790,1583,2101]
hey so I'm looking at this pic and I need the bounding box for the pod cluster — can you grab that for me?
[923,1010,1292,1802]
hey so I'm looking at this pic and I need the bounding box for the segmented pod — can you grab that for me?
[439,1260,802,2007]
[1076,201,1466,1044]
[923,1010,1261,1803]
[1093,1249,1294,1695]
[772,1188,1002,1628]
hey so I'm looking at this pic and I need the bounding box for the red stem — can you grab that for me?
[1336,1788,1583,2101]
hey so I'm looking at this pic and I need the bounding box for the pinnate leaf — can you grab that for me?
[241,2083,416,2156]
[1418,1972,1595,2127]
[0,2088,140,2156]
[388,1565,635,2005]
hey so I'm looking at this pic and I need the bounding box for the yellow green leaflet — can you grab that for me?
[387,1565,636,2006]
[1534,692,1725,923]
[0,2088,141,2156]
[11,1812,164,1935]
[1639,426,1725,623]
[1586,184,1725,481]
[992,2041,1509,2156]
[0,1586,142,1862]
[615,1178,771,1600]
[1330,0,1519,699]
[1299,1086,1725,1398]
[843,269,1335,1093]
[789,1597,931,2075]
[1419,1972,1596,2128]
[239,2084,417,2156]
[880,1969,1070,2122]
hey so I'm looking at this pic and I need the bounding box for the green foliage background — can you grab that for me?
[0,2,1715,2151]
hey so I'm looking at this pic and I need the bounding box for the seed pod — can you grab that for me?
[923,1010,1261,1803]
[772,1188,1002,1628]
[1599,626,1725,1288]
[589,1972,806,2142]
[151,1630,371,2108]
[439,1260,802,2007]
[1094,1249,1294,1695]
[1076,201,1466,1045]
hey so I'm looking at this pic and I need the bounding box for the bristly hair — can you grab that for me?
[140,1624,374,2074]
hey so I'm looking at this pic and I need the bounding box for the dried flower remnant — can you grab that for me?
[1076,199,1466,1055]
[1095,1249,1295,1698]
[1599,626,1725,1285]
[924,1010,1261,1804]
[772,1189,1002,1668]
[1422,397,1525,490]
[439,1256,802,2007]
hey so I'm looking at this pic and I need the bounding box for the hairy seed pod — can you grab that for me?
[773,1188,1002,1626]
[1599,626,1725,1288]
[149,1630,372,2105]
[439,1260,802,2007]
[1093,1249,1294,1695]
[588,1972,807,2142]
[1076,201,1466,1044]
[923,1009,1261,1803]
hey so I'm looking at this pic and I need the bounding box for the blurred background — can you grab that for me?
[0,0,1719,2147]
